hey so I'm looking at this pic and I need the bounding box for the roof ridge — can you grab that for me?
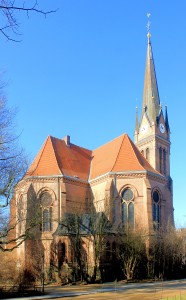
[94,133,127,151]
[50,135,92,152]
[27,135,51,176]
[111,134,126,172]
[129,136,160,174]
[126,135,145,171]
[50,136,63,175]
[71,143,91,152]
[88,156,93,181]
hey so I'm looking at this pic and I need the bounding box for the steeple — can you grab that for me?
[142,17,161,124]
[135,106,139,133]
[165,105,170,132]
[135,14,171,177]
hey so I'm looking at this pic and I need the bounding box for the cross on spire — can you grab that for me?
[147,12,151,39]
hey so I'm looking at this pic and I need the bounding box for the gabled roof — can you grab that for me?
[26,136,61,177]
[26,136,92,181]
[90,133,159,179]
[26,133,160,181]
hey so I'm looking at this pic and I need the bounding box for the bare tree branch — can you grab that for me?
[0,1,57,41]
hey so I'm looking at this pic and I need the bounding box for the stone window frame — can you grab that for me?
[37,188,55,233]
[159,147,167,175]
[17,193,24,236]
[120,185,137,228]
[152,188,161,230]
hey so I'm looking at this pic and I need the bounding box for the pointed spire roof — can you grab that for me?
[165,105,170,132]
[135,106,139,133]
[142,32,161,123]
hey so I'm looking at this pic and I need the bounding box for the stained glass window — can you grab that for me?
[152,190,160,229]
[121,188,134,227]
[128,202,134,228]
[40,192,53,232]
[122,189,134,201]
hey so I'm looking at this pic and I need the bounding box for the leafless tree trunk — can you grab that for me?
[149,224,186,279]
[0,97,30,251]
[118,228,147,280]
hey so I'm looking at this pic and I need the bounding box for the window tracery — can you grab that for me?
[17,195,24,236]
[146,148,149,161]
[152,190,161,229]
[121,187,134,228]
[39,190,53,232]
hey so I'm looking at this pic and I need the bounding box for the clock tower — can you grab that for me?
[134,30,171,178]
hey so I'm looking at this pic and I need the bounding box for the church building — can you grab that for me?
[11,29,173,280]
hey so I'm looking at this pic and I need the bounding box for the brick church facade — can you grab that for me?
[11,31,173,280]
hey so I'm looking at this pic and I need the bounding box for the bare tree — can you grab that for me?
[86,210,112,283]
[118,228,147,280]
[0,0,56,41]
[0,97,29,251]
[0,98,27,208]
[149,224,186,279]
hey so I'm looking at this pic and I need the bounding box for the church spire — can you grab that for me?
[165,105,170,132]
[142,14,161,124]
[135,106,139,133]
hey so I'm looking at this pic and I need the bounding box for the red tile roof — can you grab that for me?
[26,136,92,180]
[90,134,159,179]
[26,133,160,181]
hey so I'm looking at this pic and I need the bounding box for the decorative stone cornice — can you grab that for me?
[136,134,170,147]
[146,171,166,183]
[89,170,164,186]
[18,174,89,188]
[16,170,165,190]
[63,177,89,187]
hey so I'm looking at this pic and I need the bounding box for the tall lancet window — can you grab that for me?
[146,148,150,161]
[112,199,116,223]
[152,190,161,230]
[163,149,166,175]
[159,147,163,173]
[40,191,53,232]
[121,188,134,228]
[18,195,24,236]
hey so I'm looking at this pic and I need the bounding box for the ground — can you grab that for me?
[44,280,186,300]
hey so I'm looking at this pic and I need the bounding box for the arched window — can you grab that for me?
[122,202,127,224]
[141,150,144,156]
[40,191,53,232]
[128,202,134,227]
[58,242,66,269]
[159,147,163,174]
[18,195,24,236]
[146,148,149,161]
[152,190,161,230]
[121,188,134,228]
[163,149,166,175]
[112,199,116,223]
[49,207,53,231]
[43,209,49,231]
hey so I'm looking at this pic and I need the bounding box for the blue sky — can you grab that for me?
[1,0,186,227]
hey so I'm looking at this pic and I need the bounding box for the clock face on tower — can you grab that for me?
[140,124,148,134]
[159,123,165,133]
